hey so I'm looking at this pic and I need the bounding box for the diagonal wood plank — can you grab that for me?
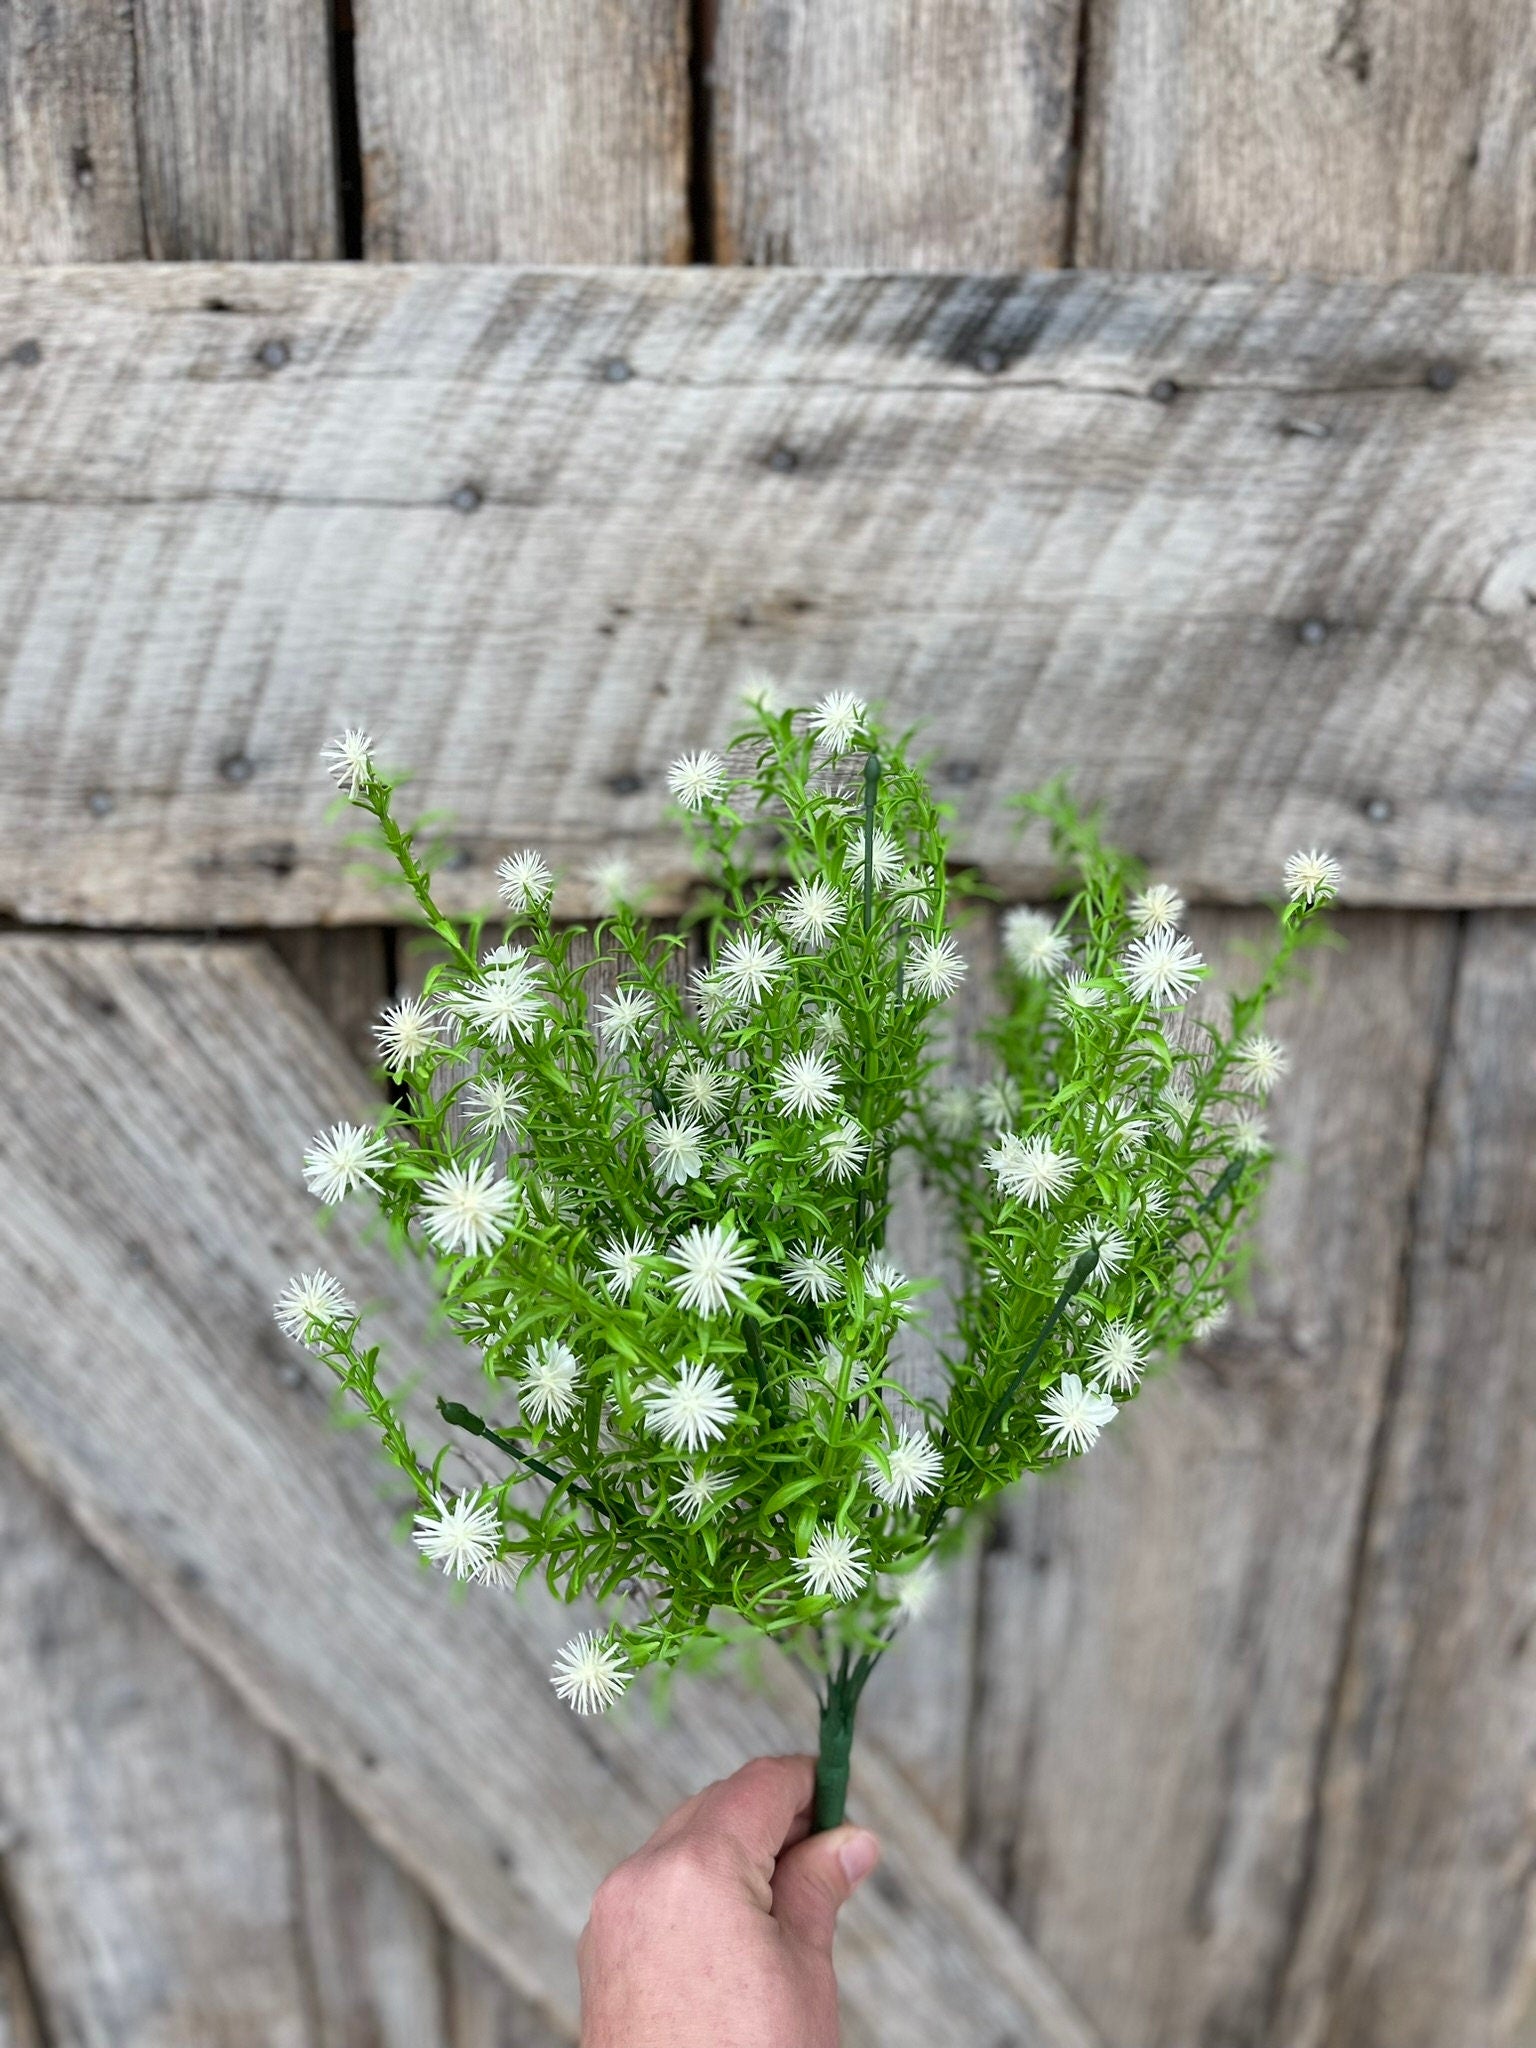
[0,933,1098,2048]
[2,265,1535,922]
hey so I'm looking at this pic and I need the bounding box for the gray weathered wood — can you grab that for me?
[1271,912,1536,2048]
[712,1,1079,266]
[0,0,143,260]
[269,928,394,1073]
[1079,0,1536,273]
[963,912,1460,2045]
[445,1944,574,2048]
[2,265,1534,924]
[0,933,1098,2048]
[352,1,690,260]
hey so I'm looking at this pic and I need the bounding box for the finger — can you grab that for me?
[771,1825,882,1953]
[647,1754,815,1877]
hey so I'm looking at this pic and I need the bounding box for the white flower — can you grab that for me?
[1039,1373,1118,1456]
[774,1048,841,1117]
[1156,1077,1197,1134]
[1191,1294,1230,1340]
[649,1112,706,1186]
[794,1525,870,1603]
[741,669,784,716]
[846,826,905,887]
[373,996,442,1069]
[1284,848,1342,906]
[779,877,847,950]
[1101,1095,1151,1156]
[717,931,785,1005]
[1229,1111,1269,1157]
[1060,1220,1132,1280]
[667,1222,755,1316]
[672,1465,732,1521]
[865,1429,943,1509]
[865,1255,913,1319]
[890,1561,939,1621]
[551,1631,630,1714]
[273,1269,354,1345]
[321,728,373,794]
[473,1554,520,1590]
[783,1241,843,1304]
[1055,972,1107,1021]
[907,934,967,1000]
[459,953,546,1044]
[1234,1034,1289,1093]
[589,854,638,913]
[976,1074,1021,1129]
[1129,882,1185,933]
[673,1060,732,1120]
[597,1231,655,1297]
[932,1085,973,1137]
[496,849,553,913]
[419,1161,518,1257]
[816,1337,868,1393]
[690,965,742,1026]
[820,1117,869,1183]
[984,1131,1076,1209]
[1003,908,1070,979]
[644,1360,738,1450]
[596,985,655,1051]
[1089,1320,1148,1392]
[1134,1180,1169,1220]
[413,1491,501,1579]
[519,1337,582,1425]
[464,1074,525,1138]
[808,1001,848,1045]
[808,691,868,754]
[1122,930,1205,1008]
[666,749,727,811]
[891,866,937,924]
[302,1122,388,1205]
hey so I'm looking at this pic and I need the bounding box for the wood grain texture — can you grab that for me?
[269,928,393,1072]
[2,265,1535,924]
[0,933,1098,2048]
[963,913,1460,2046]
[1079,0,1536,273]
[0,0,143,260]
[352,0,689,260]
[1272,913,1536,2048]
[712,0,1079,266]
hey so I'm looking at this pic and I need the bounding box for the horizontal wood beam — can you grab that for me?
[0,264,1533,920]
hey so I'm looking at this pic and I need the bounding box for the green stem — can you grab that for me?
[812,1646,881,1832]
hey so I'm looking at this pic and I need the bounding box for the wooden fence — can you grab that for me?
[1,6,1532,2046]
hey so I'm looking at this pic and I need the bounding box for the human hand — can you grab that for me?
[578,1753,882,2047]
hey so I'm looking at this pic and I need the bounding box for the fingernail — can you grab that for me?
[838,1829,881,1888]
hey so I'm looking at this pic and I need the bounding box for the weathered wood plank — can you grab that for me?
[445,1945,573,2048]
[2,265,1534,921]
[0,933,1098,2048]
[1079,0,1536,273]
[963,912,1460,2045]
[0,0,143,260]
[269,927,393,1073]
[712,1,1079,266]
[1271,912,1536,2048]
[352,2,689,260]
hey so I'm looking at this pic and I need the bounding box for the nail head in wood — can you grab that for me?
[1297,616,1329,646]
[1364,795,1394,823]
[1425,361,1460,392]
[219,752,255,784]
[449,483,482,514]
[9,339,42,367]
[256,339,290,371]
[1150,377,1180,404]
[600,356,633,383]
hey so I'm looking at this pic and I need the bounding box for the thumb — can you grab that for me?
[771,1825,882,1952]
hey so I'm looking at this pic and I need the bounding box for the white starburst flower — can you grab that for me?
[649,1112,706,1187]
[1053,971,1107,1021]
[1284,848,1342,906]
[890,1560,940,1621]
[1102,1095,1151,1156]
[808,690,869,755]
[1039,1373,1118,1457]
[794,1525,870,1603]
[672,1464,732,1521]
[1134,1180,1169,1220]
[932,1085,974,1138]
[717,930,786,1005]
[597,1230,655,1297]
[740,669,784,716]
[373,995,442,1070]
[865,1255,913,1319]
[891,866,937,924]
[459,953,546,1045]
[419,1161,518,1257]
[666,749,727,812]
[1229,1111,1270,1157]
[551,1631,630,1715]
[1122,930,1206,1008]
[976,1074,1021,1130]
[273,1269,355,1345]
[783,1241,844,1304]
[519,1336,582,1425]
[1234,1034,1290,1093]
[302,1122,388,1206]
[496,848,554,913]
[464,1074,526,1138]
[673,1060,732,1120]
[413,1490,501,1580]
[1191,1294,1230,1340]
[1059,1220,1132,1280]
[816,1338,868,1393]
[1089,1319,1149,1393]
[774,1048,841,1118]
[779,876,847,951]
[820,1117,870,1183]
[907,933,967,1001]
[667,1221,755,1316]
[321,727,374,794]
[596,985,655,1051]
[809,1001,848,1045]
[865,1428,943,1508]
[589,854,638,914]
[845,825,906,887]
[1129,882,1185,934]
[690,965,742,1026]
[526,1173,579,1225]
[644,1359,738,1451]
[1002,907,1071,979]
[984,1131,1077,1209]
[1157,1077,1197,1134]
[472,1553,520,1590]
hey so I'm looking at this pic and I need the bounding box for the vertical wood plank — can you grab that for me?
[1273,913,1536,2048]
[0,0,143,259]
[352,1,691,260]
[268,928,393,1074]
[1079,0,1536,272]
[712,1,1081,266]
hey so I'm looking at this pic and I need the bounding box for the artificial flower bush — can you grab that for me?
[275,695,1338,1828]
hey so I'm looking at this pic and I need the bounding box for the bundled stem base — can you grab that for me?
[813,1648,881,1832]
